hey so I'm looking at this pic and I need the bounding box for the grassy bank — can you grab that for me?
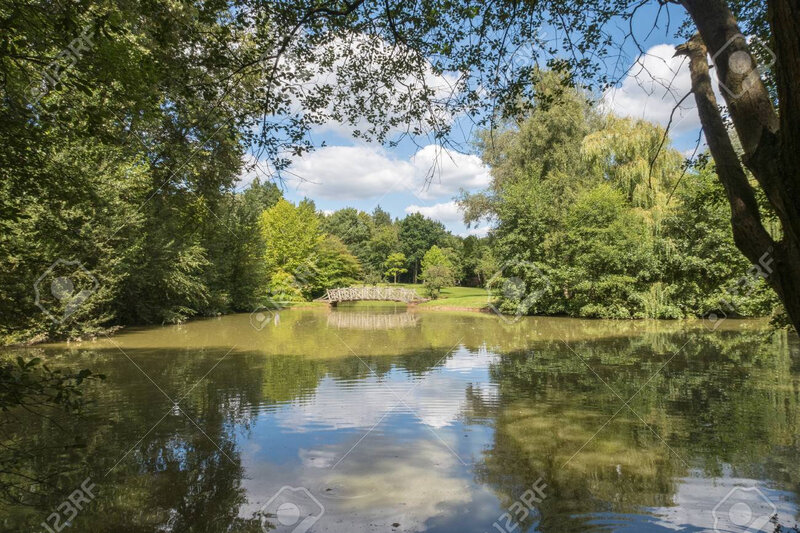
[379,283,489,310]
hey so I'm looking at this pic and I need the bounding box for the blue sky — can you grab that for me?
[240,2,706,236]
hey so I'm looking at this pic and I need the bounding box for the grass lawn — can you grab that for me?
[377,283,489,309]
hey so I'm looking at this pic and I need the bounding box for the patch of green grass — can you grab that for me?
[375,283,488,308]
[417,286,489,309]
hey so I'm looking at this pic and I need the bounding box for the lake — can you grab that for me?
[2,307,799,532]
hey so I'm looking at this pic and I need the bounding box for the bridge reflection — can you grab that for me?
[326,311,420,330]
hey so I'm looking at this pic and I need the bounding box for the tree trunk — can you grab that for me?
[677,0,800,333]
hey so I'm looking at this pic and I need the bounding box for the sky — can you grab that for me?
[238,3,706,237]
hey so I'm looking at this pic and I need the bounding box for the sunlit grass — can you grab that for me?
[375,283,489,309]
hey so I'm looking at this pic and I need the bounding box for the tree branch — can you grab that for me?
[674,34,774,264]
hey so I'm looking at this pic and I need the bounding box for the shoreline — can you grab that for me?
[3,300,776,348]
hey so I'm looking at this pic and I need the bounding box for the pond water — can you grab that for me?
[2,307,799,532]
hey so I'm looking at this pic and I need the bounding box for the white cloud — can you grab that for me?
[405,200,463,224]
[602,44,708,134]
[409,144,491,200]
[289,33,461,141]
[290,145,413,199]
[272,143,489,203]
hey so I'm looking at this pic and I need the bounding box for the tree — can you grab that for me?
[672,19,799,331]
[320,207,374,265]
[311,235,363,295]
[5,0,799,336]
[383,253,408,283]
[222,0,800,332]
[372,206,393,227]
[222,180,283,311]
[461,84,775,320]
[559,184,657,318]
[663,162,777,317]
[476,249,500,288]
[367,224,401,275]
[420,265,454,299]
[420,245,455,298]
[398,213,448,283]
[259,199,323,297]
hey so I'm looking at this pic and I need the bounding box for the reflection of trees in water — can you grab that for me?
[0,342,459,532]
[326,311,419,330]
[4,324,799,532]
[470,330,800,532]
[1,347,269,532]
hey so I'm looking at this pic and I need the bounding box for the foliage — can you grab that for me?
[259,200,323,284]
[421,265,455,299]
[320,207,374,267]
[311,235,363,295]
[420,246,455,298]
[399,213,449,282]
[0,356,103,414]
[0,355,103,504]
[462,81,780,320]
[383,252,408,283]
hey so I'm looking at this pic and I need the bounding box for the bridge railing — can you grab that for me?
[315,286,426,303]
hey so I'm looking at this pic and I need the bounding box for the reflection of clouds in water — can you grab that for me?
[241,438,480,533]
[644,475,795,531]
[272,347,499,431]
[299,448,337,469]
[319,440,473,532]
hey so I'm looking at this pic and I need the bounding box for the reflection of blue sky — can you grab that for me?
[234,342,800,533]
[647,475,796,532]
[240,347,505,532]
[268,346,498,431]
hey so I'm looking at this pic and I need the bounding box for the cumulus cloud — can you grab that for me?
[273,144,489,202]
[289,33,461,140]
[290,145,413,199]
[409,145,491,200]
[602,44,713,134]
[404,201,492,236]
[405,200,463,224]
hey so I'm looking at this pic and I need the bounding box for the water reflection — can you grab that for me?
[326,307,419,329]
[0,308,798,532]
